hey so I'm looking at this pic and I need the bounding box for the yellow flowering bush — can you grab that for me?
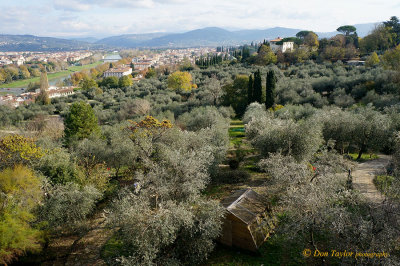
[0,135,44,168]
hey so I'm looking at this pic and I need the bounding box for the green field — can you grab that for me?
[0,61,103,89]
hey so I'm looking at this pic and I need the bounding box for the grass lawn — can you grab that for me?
[348,153,379,162]
[229,119,246,147]
[0,61,103,89]
[206,235,307,266]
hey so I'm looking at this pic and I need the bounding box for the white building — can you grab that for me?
[270,37,294,53]
[133,61,152,71]
[34,86,75,99]
[103,67,133,78]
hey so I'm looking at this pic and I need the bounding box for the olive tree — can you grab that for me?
[39,183,101,231]
[106,118,226,265]
[245,107,323,161]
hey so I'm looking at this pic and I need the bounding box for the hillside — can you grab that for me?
[96,27,304,48]
[96,23,377,48]
[96,32,169,47]
[0,23,378,51]
[0,34,106,51]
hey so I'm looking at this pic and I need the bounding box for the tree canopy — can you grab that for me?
[254,45,277,66]
[337,25,357,36]
[167,71,194,91]
[64,101,100,144]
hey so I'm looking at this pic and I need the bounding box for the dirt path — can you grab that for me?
[39,208,115,266]
[352,155,391,205]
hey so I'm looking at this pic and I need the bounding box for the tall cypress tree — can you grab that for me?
[266,70,276,110]
[36,71,50,105]
[253,70,262,103]
[248,74,254,104]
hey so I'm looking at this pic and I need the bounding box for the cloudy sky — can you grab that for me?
[1,0,398,38]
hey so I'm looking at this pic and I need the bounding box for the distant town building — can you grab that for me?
[346,60,365,66]
[103,67,133,78]
[270,37,294,53]
[102,54,122,63]
[0,86,75,108]
[11,55,25,66]
[132,58,154,71]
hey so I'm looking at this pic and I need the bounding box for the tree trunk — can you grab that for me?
[356,143,366,160]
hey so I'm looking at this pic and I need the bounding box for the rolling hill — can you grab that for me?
[96,23,377,48]
[0,35,106,51]
[0,22,378,51]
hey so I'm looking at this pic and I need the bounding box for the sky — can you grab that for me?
[0,0,398,38]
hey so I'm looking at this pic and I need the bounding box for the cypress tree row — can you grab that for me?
[253,70,263,103]
[195,55,223,68]
[265,70,276,110]
[248,74,254,104]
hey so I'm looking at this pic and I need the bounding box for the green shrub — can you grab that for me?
[213,169,250,184]
[374,175,394,193]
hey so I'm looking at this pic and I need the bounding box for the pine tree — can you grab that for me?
[36,71,50,105]
[64,101,101,145]
[248,74,254,104]
[253,70,263,103]
[266,70,277,110]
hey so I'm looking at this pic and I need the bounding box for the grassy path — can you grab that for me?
[352,155,391,205]
[0,61,103,89]
[206,119,303,265]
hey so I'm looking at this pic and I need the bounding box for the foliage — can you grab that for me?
[304,32,319,47]
[35,72,50,105]
[245,107,322,161]
[213,169,250,184]
[336,25,357,36]
[0,165,43,265]
[99,76,119,88]
[374,175,394,194]
[254,45,277,65]
[222,75,248,117]
[81,78,98,90]
[64,101,101,145]
[365,52,380,67]
[107,117,226,264]
[99,125,139,177]
[359,25,394,53]
[247,74,253,104]
[242,102,268,125]
[255,152,396,265]
[296,30,313,39]
[265,70,276,109]
[319,106,390,159]
[128,115,173,144]
[0,135,44,169]
[177,106,230,167]
[118,75,133,87]
[36,146,82,184]
[167,71,193,91]
[253,69,263,103]
[145,68,157,79]
[203,77,224,105]
[382,44,400,71]
[39,183,101,230]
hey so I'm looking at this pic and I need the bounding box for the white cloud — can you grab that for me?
[0,0,399,37]
[54,0,92,11]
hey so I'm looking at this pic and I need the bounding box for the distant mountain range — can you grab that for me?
[95,27,303,48]
[0,23,379,51]
[0,34,106,51]
[94,23,377,48]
